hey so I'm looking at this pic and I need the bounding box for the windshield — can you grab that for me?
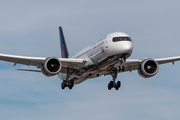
[113,37,132,42]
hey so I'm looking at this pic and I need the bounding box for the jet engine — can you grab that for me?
[41,57,62,77]
[138,58,159,78]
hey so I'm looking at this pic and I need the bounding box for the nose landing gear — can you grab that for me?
[118,57,125,72]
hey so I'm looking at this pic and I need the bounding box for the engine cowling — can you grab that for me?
[41,57,62,77]
[138,58,159,78]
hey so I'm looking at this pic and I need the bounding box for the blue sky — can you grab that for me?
[0,0,180,120]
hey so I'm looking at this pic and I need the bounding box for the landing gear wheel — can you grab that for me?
[68,80,74,90]
[108,83,111,90]
[110,81,113,87]
[61,80,74,90]
[69,85,72,89]
[70,80,74,88]
[115,81,121,90]
[117,81,121,88]
[108,81,113,90]
[61,82,65,89]
[122,66,125,72]
[108,81,121,90]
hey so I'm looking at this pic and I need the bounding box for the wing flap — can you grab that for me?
[58,58,87,69]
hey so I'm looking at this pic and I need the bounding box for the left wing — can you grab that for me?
[0,53,86,73]
[113,56,180,73]
[155,56,180,65]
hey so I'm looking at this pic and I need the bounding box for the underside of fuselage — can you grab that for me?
[71,52,132,84]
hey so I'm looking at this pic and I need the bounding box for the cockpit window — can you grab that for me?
[113,37,132,42]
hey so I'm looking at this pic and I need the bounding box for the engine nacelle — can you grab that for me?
[138,58,159,78]
[41,57,62,77]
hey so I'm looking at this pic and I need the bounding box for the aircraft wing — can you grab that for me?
[114,56,180,73]
[0,53,86,73]
[154,56,180,65]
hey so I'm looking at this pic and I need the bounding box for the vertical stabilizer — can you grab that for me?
[59,26,69,58]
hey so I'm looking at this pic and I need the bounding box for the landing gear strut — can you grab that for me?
[108,68,121,90]
[61,68,75,90]
[108,56,126,90]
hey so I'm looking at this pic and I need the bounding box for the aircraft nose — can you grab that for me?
[120,42,133,54]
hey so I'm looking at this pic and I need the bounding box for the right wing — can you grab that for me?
[121,59,141,72]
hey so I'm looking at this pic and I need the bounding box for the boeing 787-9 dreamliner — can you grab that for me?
[0,27,180,90]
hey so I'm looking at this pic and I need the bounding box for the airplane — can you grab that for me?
[0,26,180,90]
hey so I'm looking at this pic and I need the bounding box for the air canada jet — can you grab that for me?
[0,27,180,90]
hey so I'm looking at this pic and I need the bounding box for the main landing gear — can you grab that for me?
[61,80,74,89]
[108,58,125,90]
[61,68,75,90]
[108,68,121,90]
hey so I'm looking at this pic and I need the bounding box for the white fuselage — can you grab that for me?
[59,32,133,84]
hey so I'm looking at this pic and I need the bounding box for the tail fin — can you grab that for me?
[59,26,69,58]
